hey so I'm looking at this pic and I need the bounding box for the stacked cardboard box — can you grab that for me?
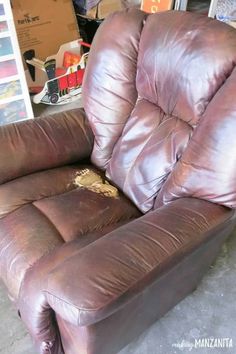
[11,0,80,62]
[86,0,123,19]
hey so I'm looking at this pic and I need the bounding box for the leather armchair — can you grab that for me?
[1,9,236,354]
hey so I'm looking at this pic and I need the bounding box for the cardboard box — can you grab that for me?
[141,0,174,13]
[11,0,80,62]
[86,0,123,19]
[97,0,123,19]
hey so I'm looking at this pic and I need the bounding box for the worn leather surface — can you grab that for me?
[0,162,139,301]
[0,108,93,185]
[106,99,192,212]
[0,164,86,219]
[18,223,129,354]
[34,179,140,242]
[17,198,234,353]
[0,204,63,300]
[83,9,147,169]
[136,11,236,126]
[106,11,236,212]
[0,9,236,354]
[155,67,236,208]
[0,110,140,302]
[44,198,234,327]
[56,216,234,354]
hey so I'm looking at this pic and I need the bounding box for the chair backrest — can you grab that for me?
[83,9,236,213]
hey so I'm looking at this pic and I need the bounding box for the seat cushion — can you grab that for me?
[0,164,140,300]
[33,177,140,242]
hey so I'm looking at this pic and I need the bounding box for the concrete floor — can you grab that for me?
[1,228,236,354]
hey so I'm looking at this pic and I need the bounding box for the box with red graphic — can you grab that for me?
[141,0,174,13]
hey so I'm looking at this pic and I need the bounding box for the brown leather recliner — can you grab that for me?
[1,9,236,354]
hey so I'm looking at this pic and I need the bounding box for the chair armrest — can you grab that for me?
[45,198,235,327]
[0,108,93,184]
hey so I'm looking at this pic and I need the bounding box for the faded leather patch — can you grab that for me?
[74,169,118,198]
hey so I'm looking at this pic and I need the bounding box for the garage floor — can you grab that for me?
[1,228,236,354]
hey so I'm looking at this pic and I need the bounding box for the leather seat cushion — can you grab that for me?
[34,179,140,242]
[0,164,140,300]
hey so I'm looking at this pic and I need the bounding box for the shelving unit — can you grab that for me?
[176,0,211,14]
[174,0,188,11]
[208,0,218,17]
[175,0,236,22]
[0,0,33,125]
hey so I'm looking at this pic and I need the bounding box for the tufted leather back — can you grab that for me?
[83,9,236,212]
[83,9,147,169]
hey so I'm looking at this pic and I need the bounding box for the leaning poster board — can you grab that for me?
[11,0,80,63]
